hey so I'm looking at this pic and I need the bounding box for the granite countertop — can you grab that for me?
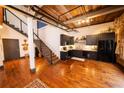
[69,48,97,52]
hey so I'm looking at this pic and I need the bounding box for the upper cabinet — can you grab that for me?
[86,32,115,45]
[86,35,98,45]
[60,34,74,46]
[98,32,115,41]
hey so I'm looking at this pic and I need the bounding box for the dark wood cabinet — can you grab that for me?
[86,51,97,60]
[86,35,98,45]
[60,34,74,46]
[98,32,115,41]
[60,51,69,60]
[70,37,74,45]
[86,32,115,45]
[68,50,97,59]
[69,50,83,58]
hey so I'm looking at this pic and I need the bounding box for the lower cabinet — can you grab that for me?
[60,51,68,60]
[69,50,83,58]
[86,51,97,60]
[60,50,97,60]
[69,50,97,60]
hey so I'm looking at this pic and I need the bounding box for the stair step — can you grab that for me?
[6,21,10,24]
[52,59,60,64]
[14,27,20,31]
[52,56,58,60]
[52,54,56,57]
[9,24,15,28]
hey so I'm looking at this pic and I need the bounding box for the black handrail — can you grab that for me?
[33,32,52,52]
[33,32,52,64]
[5,8,27,25]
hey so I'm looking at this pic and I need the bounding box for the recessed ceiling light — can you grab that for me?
[77,21,81,25]
[86,19,90,23]
[81,20,85,23]
[90,19,93,21]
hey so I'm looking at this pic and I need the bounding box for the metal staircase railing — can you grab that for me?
[4,8,54,64]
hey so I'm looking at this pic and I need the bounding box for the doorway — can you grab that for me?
[2,39,20,61]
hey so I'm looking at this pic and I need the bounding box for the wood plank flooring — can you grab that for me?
[0,58,124,88]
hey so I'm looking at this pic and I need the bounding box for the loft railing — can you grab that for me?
[4,8,28,34]
[4,8,53,64]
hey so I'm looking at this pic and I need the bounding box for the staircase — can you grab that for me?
[4,8,60,64]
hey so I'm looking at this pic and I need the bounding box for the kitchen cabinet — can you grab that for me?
[86,51,97,60]
[60,51,69,60]
[86,35,98,45]
[69,50,83,58]
[86,32,115,45]
[60,34,74,46]
[68,50,97,59]
[98,32,115,41]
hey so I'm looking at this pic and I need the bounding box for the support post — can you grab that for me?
[27,17,36,72]
[0,32,4,69]
[33,19,38,38]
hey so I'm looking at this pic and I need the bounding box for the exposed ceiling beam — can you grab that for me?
[74,20,113,29]
[34,5,60,22]
[59,5,81,18]
[32,5,71,29]
[57,5,72,19]
[64,6,124,24]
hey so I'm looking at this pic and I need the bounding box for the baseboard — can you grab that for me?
[20,56,25,59]
[30,68,36,73]
[3,56,25,62]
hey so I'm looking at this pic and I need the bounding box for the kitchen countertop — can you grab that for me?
[74,49,97,52]
[60,49,97,52]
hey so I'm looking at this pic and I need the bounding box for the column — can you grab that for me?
[33,19,38,39]
[33,20,38,35]
[0,39,4,68]
[27,17,36,72]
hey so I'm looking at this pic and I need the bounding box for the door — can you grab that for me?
[2,39,20,61]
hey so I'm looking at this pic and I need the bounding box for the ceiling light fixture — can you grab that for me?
[76,18,92,25]
[86,19,90,23]
[77,21,81,25]
[81,20,85,23]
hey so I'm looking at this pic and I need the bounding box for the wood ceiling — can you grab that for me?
[32,5,124,30]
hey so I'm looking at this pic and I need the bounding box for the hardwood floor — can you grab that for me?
[0,58,124,88]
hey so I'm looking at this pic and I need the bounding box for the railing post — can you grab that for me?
[50,50,52,64]
[20,20,22,32]
[27,17,36,72]
[4,8,7,23]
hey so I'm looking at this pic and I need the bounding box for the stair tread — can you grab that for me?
[52,59,60,64]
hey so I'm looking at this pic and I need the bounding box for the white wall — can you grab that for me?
[72,22,114,37]
[0,24,28,64]
[38,24,69,58]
